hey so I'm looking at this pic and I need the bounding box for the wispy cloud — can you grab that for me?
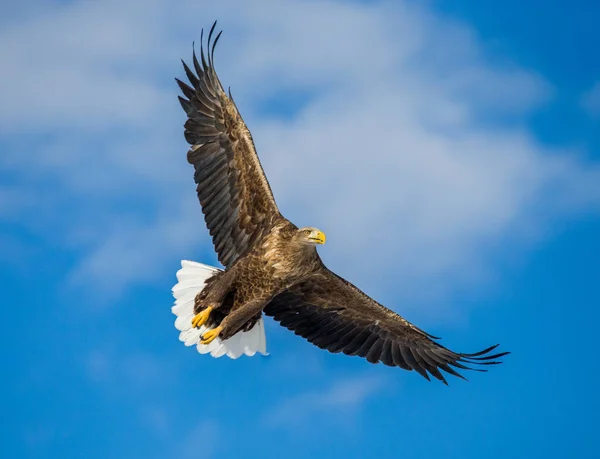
[2,0,600,317]
[83,347,178,393]
[263,375,386,430]
[0,185,34,219]
[0,0,172,132]
[581,81,600,117]
[81,346,222,458]
[176,420,220,459]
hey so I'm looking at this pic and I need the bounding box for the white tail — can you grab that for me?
[171,260,268,359]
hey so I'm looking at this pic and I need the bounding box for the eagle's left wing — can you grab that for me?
[264,266,508,384]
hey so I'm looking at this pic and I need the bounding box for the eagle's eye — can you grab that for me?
[303,229,311,236]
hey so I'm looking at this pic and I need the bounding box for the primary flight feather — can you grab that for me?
[171,21,509,384]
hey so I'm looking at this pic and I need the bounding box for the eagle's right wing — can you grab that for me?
[176,22,282,268]
[265,266,508,384]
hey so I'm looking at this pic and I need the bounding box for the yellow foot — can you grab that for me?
[200,326,223,345]
[191,306,213,329]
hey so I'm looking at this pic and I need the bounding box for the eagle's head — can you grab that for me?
[296,227,326,246]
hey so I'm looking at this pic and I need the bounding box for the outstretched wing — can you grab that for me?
[264,266,508,384]
[176,22,282,268]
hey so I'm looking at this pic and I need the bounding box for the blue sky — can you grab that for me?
[2,0,600,458]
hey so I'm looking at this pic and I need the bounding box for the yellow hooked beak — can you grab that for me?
[309,230,326,245]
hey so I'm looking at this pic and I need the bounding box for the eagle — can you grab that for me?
[171,21,508,385]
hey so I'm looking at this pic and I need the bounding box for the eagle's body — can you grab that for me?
[233,222,322,300]
[197,219,322,340]
[171,22,509,384]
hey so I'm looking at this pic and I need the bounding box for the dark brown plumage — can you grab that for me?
[174,21,509,384]
[175,23,281,269]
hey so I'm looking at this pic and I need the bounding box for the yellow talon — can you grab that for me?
[200,326,223,345]
[192,306,213,328]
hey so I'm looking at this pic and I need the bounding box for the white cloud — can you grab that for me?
[263,375,385,430]
[2,0,600,317]
[0,0,172,131]
[582,81,600,117]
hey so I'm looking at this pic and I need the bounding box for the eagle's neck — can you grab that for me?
[294,244,320,268]
[261,224,320,282]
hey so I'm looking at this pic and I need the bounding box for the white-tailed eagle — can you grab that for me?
[171,22,508,385]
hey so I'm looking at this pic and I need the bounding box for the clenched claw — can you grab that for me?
[200,326,223,345]
[192,306,213,328]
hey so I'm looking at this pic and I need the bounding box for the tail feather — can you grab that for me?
[171,260,268,359]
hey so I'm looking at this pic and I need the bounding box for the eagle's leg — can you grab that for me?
[204,296,270,342]
[192,268,237,329]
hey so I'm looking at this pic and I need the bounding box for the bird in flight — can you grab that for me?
[171,21,508,384]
